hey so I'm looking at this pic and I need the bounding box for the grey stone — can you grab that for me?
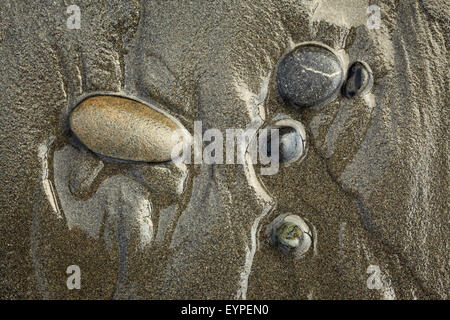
[342,61,373,98]
[267,127,304,163]
[276,43,344,108]
[279,127,303,163]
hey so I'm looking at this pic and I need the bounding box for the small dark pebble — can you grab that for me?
[342,61,373,98]
[267,127,303,163]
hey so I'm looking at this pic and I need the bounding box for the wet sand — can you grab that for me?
[0,0,448,299]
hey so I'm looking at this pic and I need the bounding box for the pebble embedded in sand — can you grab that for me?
[70,95,188,162]
[269,214,312,257]
[278,127,302,163]
[276,43,344,108]
[343,61,374,98]
[266,122,306,164]
[277,221,303,248]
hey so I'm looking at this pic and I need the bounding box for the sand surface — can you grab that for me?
[0,0,448,299]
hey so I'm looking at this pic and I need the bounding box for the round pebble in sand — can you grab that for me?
[276,43,344,108]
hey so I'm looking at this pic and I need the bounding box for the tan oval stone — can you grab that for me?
[70,95,189,162]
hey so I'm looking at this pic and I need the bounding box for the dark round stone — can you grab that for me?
[342,61,373,98]
[276,43,344,108]
[266,126,304,163]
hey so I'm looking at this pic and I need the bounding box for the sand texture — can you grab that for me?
[0,0,448,299]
